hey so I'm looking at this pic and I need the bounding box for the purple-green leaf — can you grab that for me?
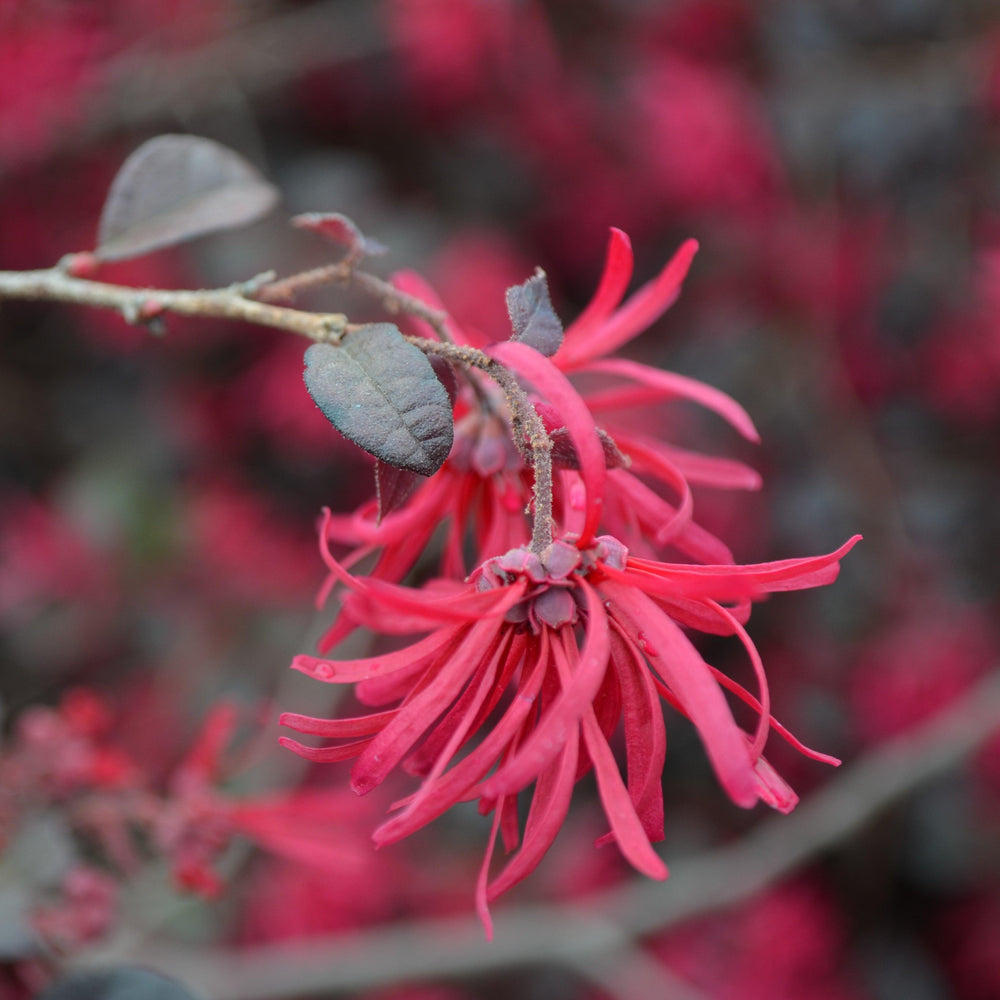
[304,324,454,476]
[375,460,422,522]
[96,135,279,261]
[506,268,564,357]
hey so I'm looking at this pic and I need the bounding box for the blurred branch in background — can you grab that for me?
[0,1,384,181]
[80,667,1000,999]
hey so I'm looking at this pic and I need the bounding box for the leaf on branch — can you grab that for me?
[96,135,279,261]
[292,212,387,258]
[371,357,454,517]
[428,354,458,408]
[375,461,422,522]
[304,323,454,476]
[505,268,564,357]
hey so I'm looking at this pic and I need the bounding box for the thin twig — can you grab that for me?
[350,270,455,345]
[258,264,454,345]
[0,265,556,552]
[0,268,347,341]
[75,669,1000,1000]
[256,261,352,303]
[410,337,554,552]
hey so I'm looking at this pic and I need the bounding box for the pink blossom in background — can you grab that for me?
[183,480,320,607]
[652,880,866,1000]
[849,599,996,743]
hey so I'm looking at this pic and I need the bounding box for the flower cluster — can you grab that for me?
[283,231,859,933]
[317,231,759,649]
[0,690,371,956]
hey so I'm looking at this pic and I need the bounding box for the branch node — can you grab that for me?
[319,317,347,344]
[58,252,101,279]
[233,270,278,297]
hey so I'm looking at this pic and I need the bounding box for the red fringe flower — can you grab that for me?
[283,510,857,934]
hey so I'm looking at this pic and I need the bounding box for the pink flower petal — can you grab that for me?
[609,436,693,544]
[292,625,461,684]
[476,801,503,940]
[489,340,607,544]
[344,580,526,632]
[486,732,580,901]
[351,618,505,794]
[651,594,751,634]
[642,441,762,491]
[558,239,698,369]
[603,581,759,809]
[318,507,526,627]
[706,666,841,766]
[277,735,374,763]
[606,624,666,842]
[356,655,437,706]
[617,535,862,602]
[580,705,667,879]
[605,469,735,565]
[558,228,633,357]
[753,753,799,814]
[482,583,610,797]
[580,357,760,443]
[705,599,770,758]
[278,709,398,738]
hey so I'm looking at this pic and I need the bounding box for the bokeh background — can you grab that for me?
[3,1,1000,998]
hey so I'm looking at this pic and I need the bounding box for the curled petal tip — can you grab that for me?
[608,226,632,248]
[291,655,335,681]
[477,905,495,941]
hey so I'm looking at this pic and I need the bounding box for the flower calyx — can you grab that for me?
[472,535,628,630]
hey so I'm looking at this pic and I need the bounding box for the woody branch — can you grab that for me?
[0,264,557,553]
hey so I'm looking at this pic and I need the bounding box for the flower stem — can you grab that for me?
[407,338,555,553]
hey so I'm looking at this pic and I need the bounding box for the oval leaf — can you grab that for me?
[96,135,279,261]
[506,268,564,357]
[304,324,454,476]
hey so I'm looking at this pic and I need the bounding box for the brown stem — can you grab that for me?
[0,268,347,341]
[407,337,555,553]
[256,261,351,303]
[258,265,454,345]
[350,271,454,344]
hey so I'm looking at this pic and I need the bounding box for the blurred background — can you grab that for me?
[2,1,1000,998]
